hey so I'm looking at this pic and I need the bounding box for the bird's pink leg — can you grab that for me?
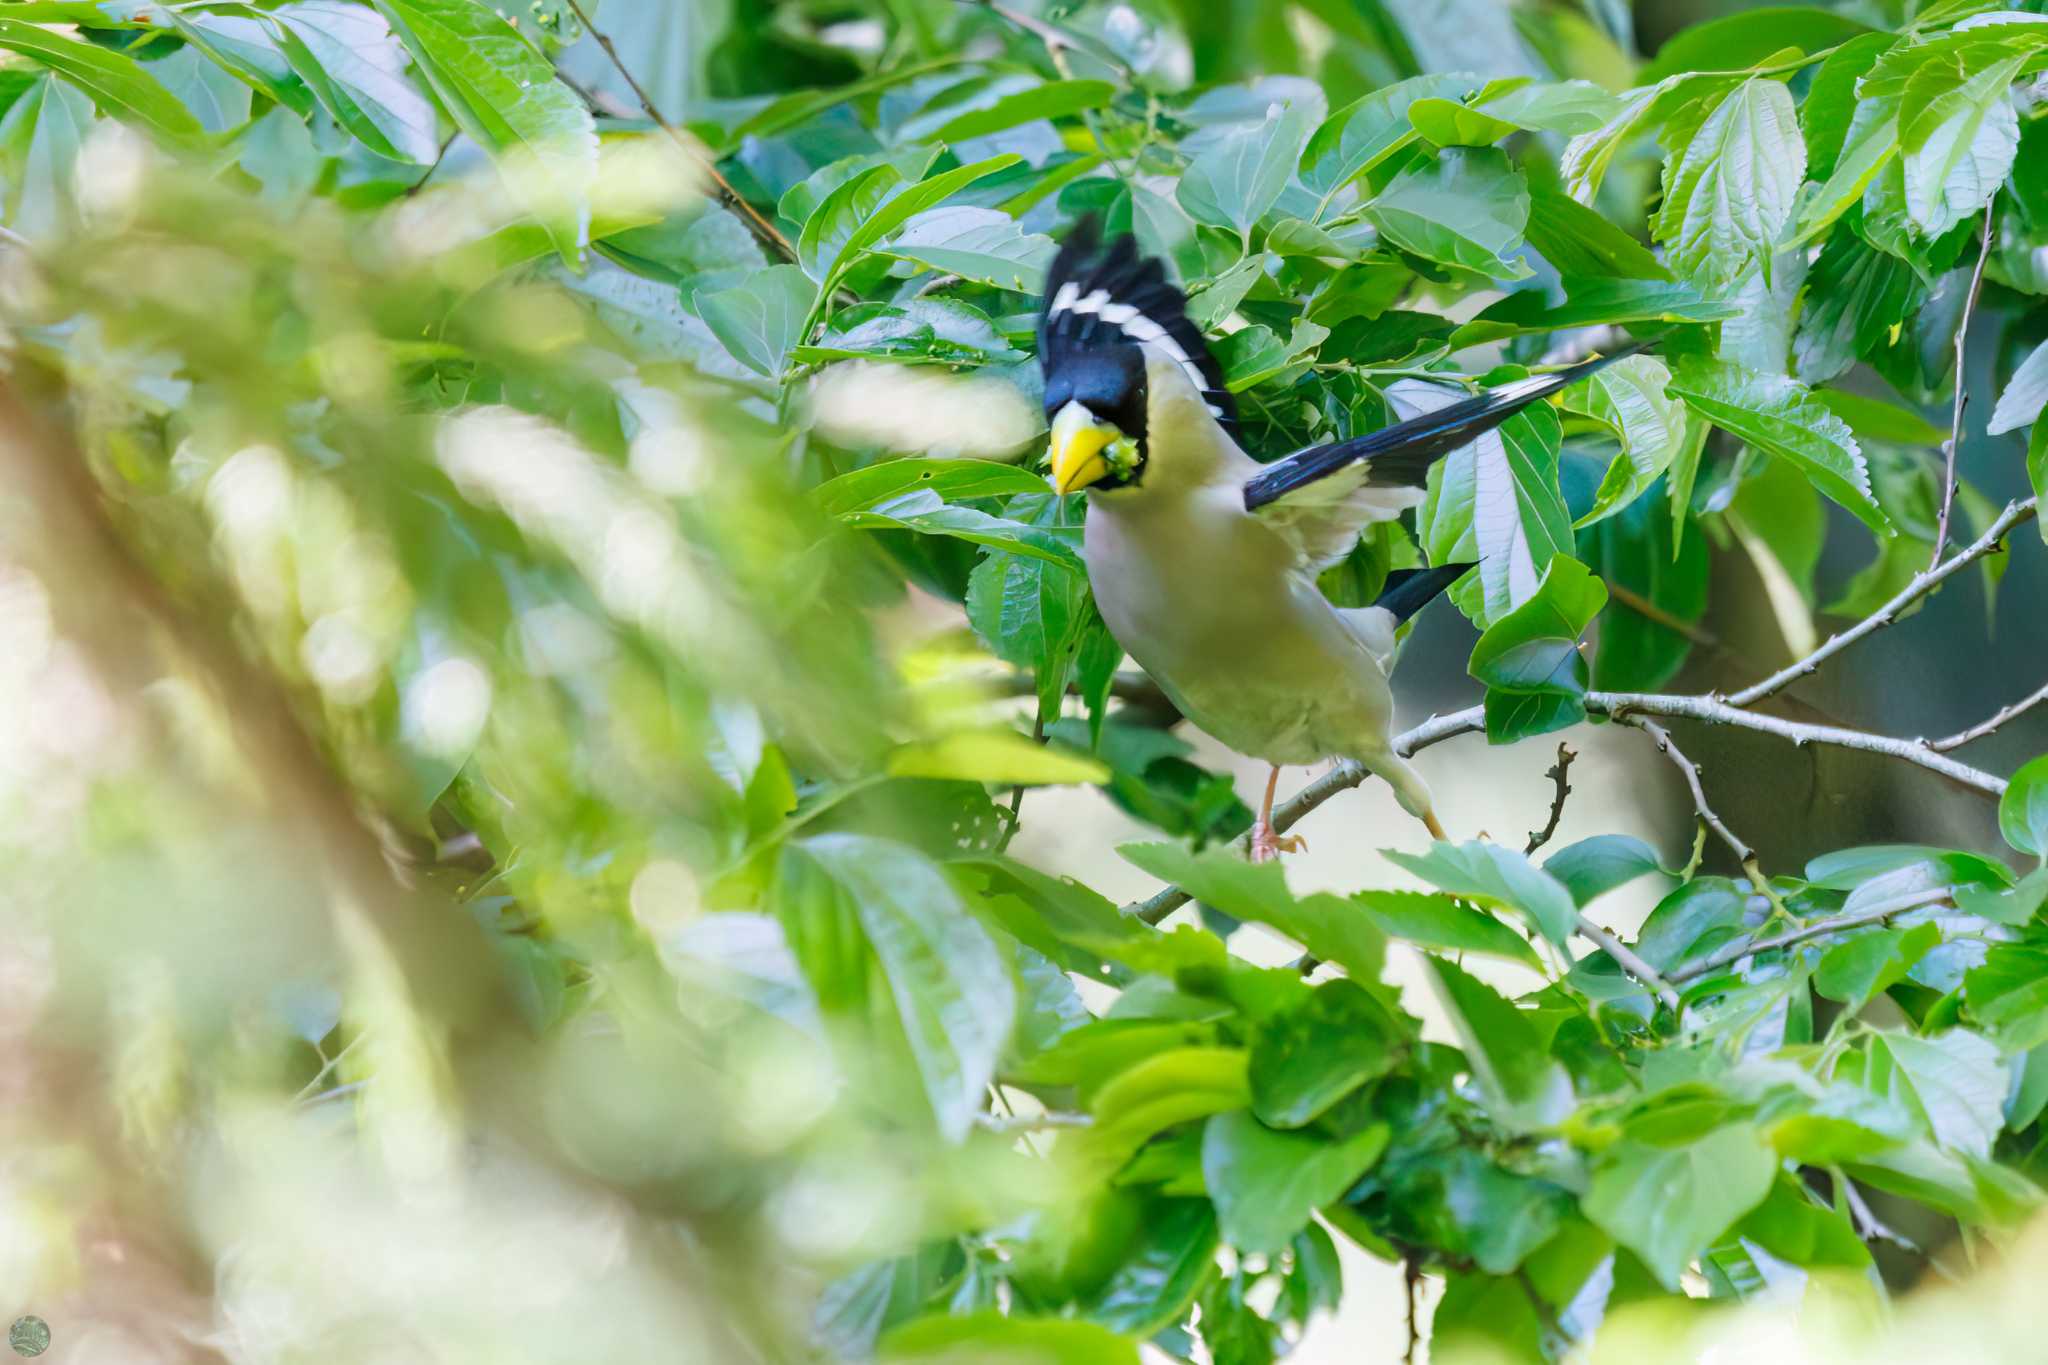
[1249,765,1308,863]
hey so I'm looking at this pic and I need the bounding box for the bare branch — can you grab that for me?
[1931,204,1997,571]
[1596,691,2008,795]
[1574,914,1681,1011]
[1123,691,2007,926]
[1930,680,2048,752]
[1618,716,1750,861]
[1616,714,1790,920]
[1665,886,1953,985]
[1725,497,2037,709]
[1523,743,1577,855]
[558,0,797,262]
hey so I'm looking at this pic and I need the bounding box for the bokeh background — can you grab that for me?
[3,1,2047,1362]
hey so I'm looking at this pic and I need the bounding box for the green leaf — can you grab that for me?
[929,79,1117,142]
[1431,1218,1618,1362]
[0,15,199,142]
[1667,359,1888,535]
[1408,95,1518,148]
[883,205,1056,293]
[1522,187,1672,281]
[269,1,440,164]
[374,0,597,262]
[163,9,308,118]
[1454,277,1736,347]
[1178,100,1316,234]
[1638,7,1875,83]
[1814,390,1946,447]
[1080,1200,1217,1338]
[1652,77,1804,287]
[1201,1110,1390,1254]
[1591,482,1708,691]
[1353,889,1543,969]
[1584,1125,1776,1290]
[782,835,1015,1141]
[1851,1029,2009,1159]
[1566,354,1691,526]
[967,550,1091,723]
[1467,555,1608,742]
[802,155,1022,285]
[1415,396,1571,626]
[1545,835,1665,907]
[2000,754,2048,858]
[1083,1046,1251,1173]
[0,75,92,240]
[1634,878,1749,972]
[152,45,253,134]
[1900,52,2021,238]
[1386,840,1580,948]
[814,458,1048,518]
[1366,146,1532,280]
[1420,957,1574,1130]
[697,264,816,378]
[1793,103,1900,249]
[1802,32,1897,180]
[1116,843,1387,983]
[1988,339,2048,436]
[1471,79,1623,136]
[1815,922,1941,1011]
[1299,73,1476,202]
[880,1313,1139,1365]
[889,732,1107,786]
[1248,979,1400,1127]
[1965,944,2048,1053]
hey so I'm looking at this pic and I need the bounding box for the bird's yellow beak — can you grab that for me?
[1048,400,1121,495]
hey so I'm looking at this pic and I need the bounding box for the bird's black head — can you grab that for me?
[1038,218,1232,494]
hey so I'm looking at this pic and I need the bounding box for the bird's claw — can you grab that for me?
[1249,824,1307,863]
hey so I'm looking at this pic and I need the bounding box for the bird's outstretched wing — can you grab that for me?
[1241,344,1646,513]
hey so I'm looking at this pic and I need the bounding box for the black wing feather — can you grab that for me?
[1241,344,1649,512]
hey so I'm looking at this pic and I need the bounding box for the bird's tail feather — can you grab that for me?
[1373,562,1475,625]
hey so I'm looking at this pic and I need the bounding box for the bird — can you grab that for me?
[1037,220,1637,860]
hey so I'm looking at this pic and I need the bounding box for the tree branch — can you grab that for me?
[1523,743,1576,855]
[1665,886,1953,985]
[1725,497,2037,709]
[1931,204,1997,571]
[1123,692,2006,926]
[1930,680,2048,752]
[558,0,797,262]
[1596,691,2008,795]
[1574,914,1681,1011]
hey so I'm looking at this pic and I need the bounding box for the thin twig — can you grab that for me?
[1122,695,2007,926]
[1523,743,1576,855]
[1665,886,1953,985]
[1727,497,2038,709]
[1930,680,2048,752]
[973,1109,1092,1133]
[1931,204,1997,571]
[1402,1258,1422,1365]
[558,0,796,261]
[1605,579,1720,652]
[1574,914,1681,1010]
[1618,716,1750,861]
[1837,1173,1919,1253]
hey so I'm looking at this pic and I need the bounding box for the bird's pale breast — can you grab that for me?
[1083,485,1398,766]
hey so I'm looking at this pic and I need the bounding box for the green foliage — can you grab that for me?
[8,2,2048,1363]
